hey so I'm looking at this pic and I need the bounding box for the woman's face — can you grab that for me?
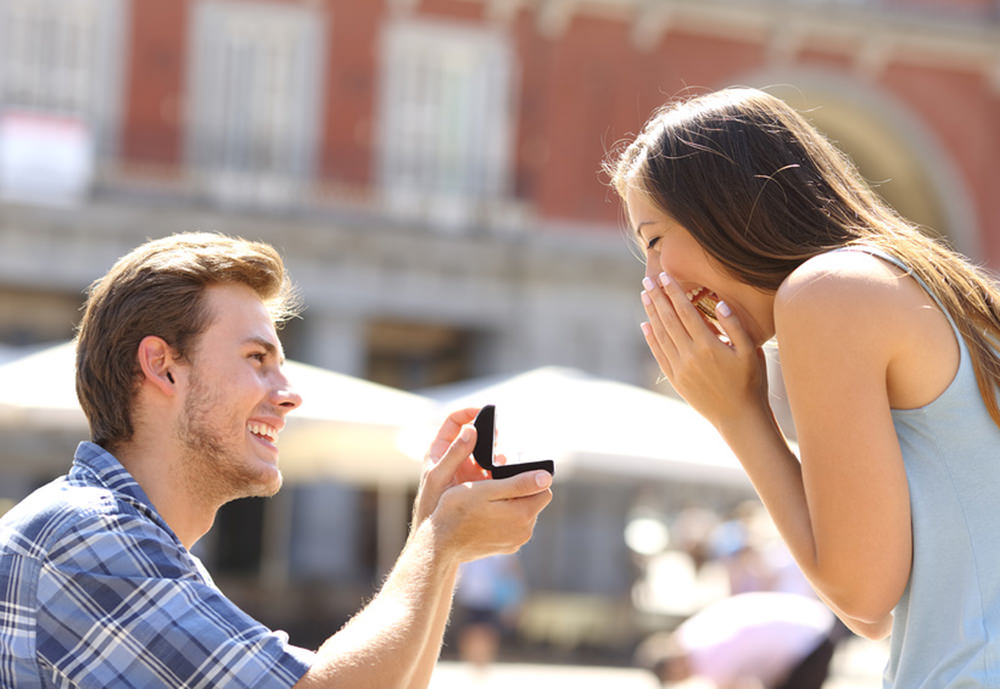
[625,185,775,346]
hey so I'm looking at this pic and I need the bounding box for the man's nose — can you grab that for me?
[272,375,302,412]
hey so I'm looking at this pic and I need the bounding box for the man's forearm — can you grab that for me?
[294,520,456,689]
[294,432,552,689]
[407,563,458,689]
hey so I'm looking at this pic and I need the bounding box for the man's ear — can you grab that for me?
[136,335,181,396]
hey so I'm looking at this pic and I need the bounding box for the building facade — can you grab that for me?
[2,0,997,380]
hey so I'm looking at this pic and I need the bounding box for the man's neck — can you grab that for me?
[113,439,218,550]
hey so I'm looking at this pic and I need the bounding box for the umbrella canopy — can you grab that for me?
[420,367,759,486]
[0,341,431,486]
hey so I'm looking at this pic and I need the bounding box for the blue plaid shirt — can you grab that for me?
[0,442,313,688]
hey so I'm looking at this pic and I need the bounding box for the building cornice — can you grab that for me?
[458,0,1000,83]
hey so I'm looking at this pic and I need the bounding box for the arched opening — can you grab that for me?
[742,72,979,258]
[774,87,947,240]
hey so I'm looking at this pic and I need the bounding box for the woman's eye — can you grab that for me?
[646,236,661,251]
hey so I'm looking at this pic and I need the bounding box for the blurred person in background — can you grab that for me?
[710,501,813,599]
[608,87,1000,687]
[454,552,526,671]
[0,232,553,689]
[635,591,837,689]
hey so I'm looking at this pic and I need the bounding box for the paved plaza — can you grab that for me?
[429,637,887,689]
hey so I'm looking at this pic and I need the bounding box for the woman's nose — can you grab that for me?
[644,261,660,283]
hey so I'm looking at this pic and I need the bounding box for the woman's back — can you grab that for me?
[807,247,1000,686]
[868,251,1000,687]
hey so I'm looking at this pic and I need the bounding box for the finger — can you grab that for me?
[421,424,479,500]
[640,321,674,380]
[657,272,717,345]
[641,287,680,361]
[491,489,553,524]
[715,300,754,352]
[481,469,553,501]
[426,407,479,463]
[452,453,491,483]
[642,277,692,358]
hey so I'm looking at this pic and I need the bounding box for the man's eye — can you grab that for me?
[250,352,266,363]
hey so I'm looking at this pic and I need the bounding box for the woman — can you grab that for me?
[606,87,1000,687]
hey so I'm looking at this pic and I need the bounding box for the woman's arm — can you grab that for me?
[641,260,912,630]
[766,263,912,625]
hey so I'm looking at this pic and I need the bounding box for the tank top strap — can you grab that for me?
[827,244,961,334]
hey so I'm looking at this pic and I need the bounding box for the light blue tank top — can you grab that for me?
[848,248,1000,688]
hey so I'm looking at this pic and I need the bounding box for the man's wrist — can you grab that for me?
[407,514,461,574]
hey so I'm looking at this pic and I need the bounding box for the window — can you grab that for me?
[365,320,474,391]
[377,19,516,227]
[0,0,125,155]
[187,0,324,207]
[0,0,124,202]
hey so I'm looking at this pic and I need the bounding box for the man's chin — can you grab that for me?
[227,459,284,500]
[248,466,283,498]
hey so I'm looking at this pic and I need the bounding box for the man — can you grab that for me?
[635,592,839,689]
[0,232,553,688]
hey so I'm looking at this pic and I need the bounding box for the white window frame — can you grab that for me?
[186,0,325,207]
[0,0,126,158]
[377,18,517,228]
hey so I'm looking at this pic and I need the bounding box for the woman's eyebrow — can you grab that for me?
[635,220,656,241]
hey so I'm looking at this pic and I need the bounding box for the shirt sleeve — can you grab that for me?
[34,508,312,689]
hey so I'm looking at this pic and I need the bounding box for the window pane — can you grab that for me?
[0,0,124,155]
[188,0,324,205]
[377,19,514,214]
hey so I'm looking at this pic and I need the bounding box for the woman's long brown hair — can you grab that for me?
[606,87,1000,427]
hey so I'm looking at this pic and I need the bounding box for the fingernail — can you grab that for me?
[640,322,652,337]
[460,425,474,442]
[641,291,651,306]
[642,277,655,291]
[535,471,552,488]
[716,301,732,318]
[659,272,671,287]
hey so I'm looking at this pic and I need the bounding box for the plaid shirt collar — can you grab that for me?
[70,441,179,543]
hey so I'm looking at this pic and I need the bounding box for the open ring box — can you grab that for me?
[472,404,555,479]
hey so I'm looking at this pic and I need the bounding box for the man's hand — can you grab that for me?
[294,408,552,689]
[430,464,552,565]
[410,408,489,529]
[410,407,552,564]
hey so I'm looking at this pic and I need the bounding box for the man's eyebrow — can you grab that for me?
[243,336,285,364]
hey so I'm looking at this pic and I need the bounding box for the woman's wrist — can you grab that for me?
[714,399,790,467]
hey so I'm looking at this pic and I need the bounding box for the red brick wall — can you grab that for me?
[317,1,382,189]
[121,0,189,166]
[526,20,767,225]
[115,0,999,264]
[881,62,1000,262]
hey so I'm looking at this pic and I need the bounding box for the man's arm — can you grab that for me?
[405,563,458,689]
[294,412,552,689]
[406,425,517,689]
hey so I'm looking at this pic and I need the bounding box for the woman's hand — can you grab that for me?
[640,272,769,429]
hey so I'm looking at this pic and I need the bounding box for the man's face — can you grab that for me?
[175,282,301,504]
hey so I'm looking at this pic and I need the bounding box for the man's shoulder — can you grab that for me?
[0,473,164,563]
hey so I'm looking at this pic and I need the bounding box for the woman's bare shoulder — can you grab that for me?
[774,250,912,336]
[774,249,958,408]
